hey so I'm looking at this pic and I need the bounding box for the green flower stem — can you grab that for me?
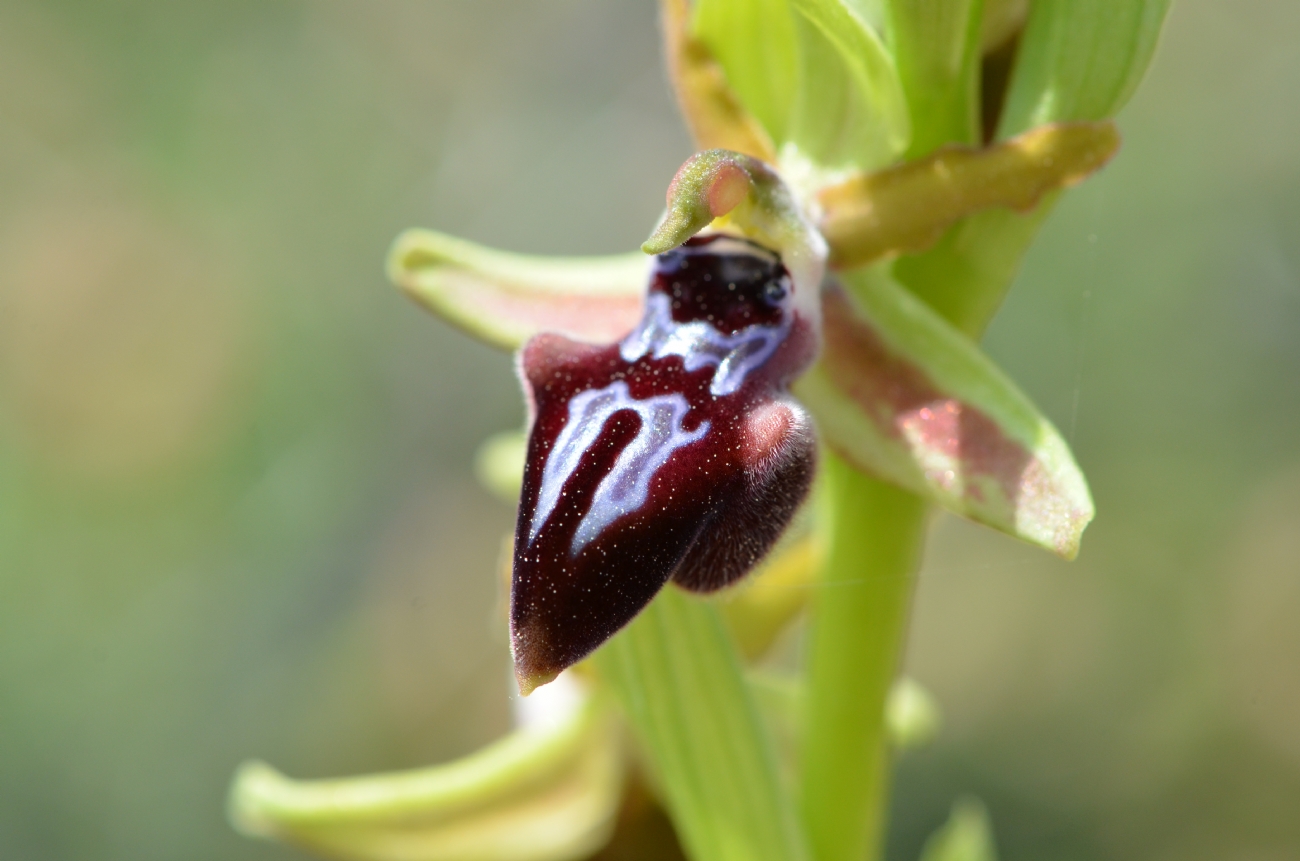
[798,453,929,861]
[893,202,1056,337]
[801,195,1044,861]
[593,588,809,861]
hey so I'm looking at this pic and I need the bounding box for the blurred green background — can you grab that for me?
[0,2,1296,860]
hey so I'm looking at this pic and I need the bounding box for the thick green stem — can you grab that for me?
[893,202,1055,337]
[799,454,929,861]
[594,588,809,861]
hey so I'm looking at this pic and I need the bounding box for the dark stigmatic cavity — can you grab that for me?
[511,235,818,693]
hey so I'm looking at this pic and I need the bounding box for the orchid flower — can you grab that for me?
[230,2,1169,861]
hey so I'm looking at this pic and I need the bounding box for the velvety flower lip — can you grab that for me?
[510,234,819,695]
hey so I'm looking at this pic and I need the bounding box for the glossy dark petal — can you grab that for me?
[511,236,818,693]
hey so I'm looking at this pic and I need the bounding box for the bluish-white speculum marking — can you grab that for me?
[621,292,789,396]
[528,380,709,556]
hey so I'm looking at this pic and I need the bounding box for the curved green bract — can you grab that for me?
[229,681,622,861]
[882,0,984,156]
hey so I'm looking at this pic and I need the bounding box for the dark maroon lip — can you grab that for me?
[653,235,790,333]
[509,235,818,692]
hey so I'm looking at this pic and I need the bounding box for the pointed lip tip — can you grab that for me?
[515,667,560,697]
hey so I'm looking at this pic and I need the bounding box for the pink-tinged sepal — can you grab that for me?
[511,236,818,693]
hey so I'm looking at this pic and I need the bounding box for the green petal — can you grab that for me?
[788,0,910,170]
[999,0,1171,135]
[388,229,647,351]
[691,0,799,144]
[918,798,998,861]
[794,269,1094,558]
[229,676,623,861]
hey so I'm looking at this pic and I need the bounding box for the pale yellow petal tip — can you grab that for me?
[516,666,560,698]
[226,760,285,838]
[886,678,941,751]
[385,227,436,282]
[1052,511,1093,561]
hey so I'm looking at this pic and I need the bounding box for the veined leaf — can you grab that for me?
[692,0,800,144]
[794,269,1093,558]
[999,0,1171,135]
[594,589,810,861]
[388,229,647,351]
[788,0,910,171]
[229,675,623,861]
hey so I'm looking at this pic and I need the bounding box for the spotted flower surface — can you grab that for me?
[512,235,818,692]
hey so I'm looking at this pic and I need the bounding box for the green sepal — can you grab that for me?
[788,0,910,171]
[883,0,984,155]
[388,229,647,351]
[228,676,623,861]
[999,0,1172,136]
[691,0,800,144]
[794,268,1093,559]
